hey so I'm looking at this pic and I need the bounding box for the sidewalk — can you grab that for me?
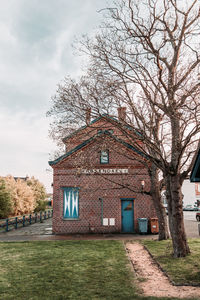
[0,218,157,242]
[0,218,52,241]
[0,218,199,242]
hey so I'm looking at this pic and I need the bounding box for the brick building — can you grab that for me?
[49,111,156,234]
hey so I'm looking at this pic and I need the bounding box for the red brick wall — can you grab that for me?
[52,136,156,234]
[64,118,143,153]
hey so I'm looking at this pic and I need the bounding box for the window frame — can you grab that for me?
[100,150,109,164]
[62,187,79,219]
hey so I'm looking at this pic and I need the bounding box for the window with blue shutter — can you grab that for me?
[63,188,79,219]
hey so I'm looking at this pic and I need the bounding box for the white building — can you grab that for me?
[182,179,197,208]
[161,179,200,208]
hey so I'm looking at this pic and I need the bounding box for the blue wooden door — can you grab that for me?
[121,200,134,233]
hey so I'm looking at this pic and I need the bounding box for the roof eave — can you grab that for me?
[49,131,147,167]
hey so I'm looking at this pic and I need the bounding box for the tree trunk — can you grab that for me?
[165,174,190,257]
[149,165,169,240]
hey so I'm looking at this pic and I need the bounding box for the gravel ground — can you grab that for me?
[126,242,200,299]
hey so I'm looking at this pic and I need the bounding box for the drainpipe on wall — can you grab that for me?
[99,198,103,225]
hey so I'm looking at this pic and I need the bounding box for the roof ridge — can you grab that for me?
[62,114,119,142]
[49,131,146,166]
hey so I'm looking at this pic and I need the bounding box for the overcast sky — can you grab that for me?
[0,0,109,192]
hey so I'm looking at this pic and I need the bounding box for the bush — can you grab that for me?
[34,200,47,212]
[0,179,12,218]
[27,176,47,213]
[27,177,46,202]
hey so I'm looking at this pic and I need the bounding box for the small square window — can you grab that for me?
[105,129,114,134]
[100,150,109,164]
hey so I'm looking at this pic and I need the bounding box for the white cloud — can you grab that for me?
[0,0,109,191]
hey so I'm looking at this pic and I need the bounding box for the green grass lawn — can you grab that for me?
[143,238,200,286]
[0,240,137,300]
[0,240,195,300]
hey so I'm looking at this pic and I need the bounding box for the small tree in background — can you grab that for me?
[3,176,35,215]
[0,176,48,217]
[27,176,47,212]
[0,179,13,218]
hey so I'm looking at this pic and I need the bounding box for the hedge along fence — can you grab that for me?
[0,209,53,233]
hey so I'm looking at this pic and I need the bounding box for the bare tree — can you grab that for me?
[79,0,200,257]
[49,0,200,256]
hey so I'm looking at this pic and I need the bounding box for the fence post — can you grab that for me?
[29,214,32,225]
[48,210,50,218]
[15,217,18,229]
[40,211,42,222]
[51,209,53,217]
[44,211,47,220]
[23,215,25,227]
[35,213,37,223]
[6,219,9,232]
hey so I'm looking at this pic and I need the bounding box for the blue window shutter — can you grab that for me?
[63,188,79,218]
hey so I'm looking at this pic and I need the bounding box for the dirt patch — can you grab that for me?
[126,242,200,299]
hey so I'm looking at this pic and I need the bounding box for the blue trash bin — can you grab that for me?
[138,218,148,234]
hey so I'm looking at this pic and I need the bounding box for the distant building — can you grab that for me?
[161,179,200,209]
[195,183,200,207]
[13,176,29,182]
[182,179,197,208]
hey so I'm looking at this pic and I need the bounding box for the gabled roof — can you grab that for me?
[62,114,116,142]
[190,145,200,182]
[62,114,140,143]
[49,131,147,166]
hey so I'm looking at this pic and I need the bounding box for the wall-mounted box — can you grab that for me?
[109,218,115,226]
[103,218,108,226]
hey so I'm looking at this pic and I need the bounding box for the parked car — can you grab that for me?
[183,205,195,211]
[196,212,200,222]
[193,206,200,211]
[183,205,200,211]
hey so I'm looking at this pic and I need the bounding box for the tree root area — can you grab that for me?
[126,243,200,299]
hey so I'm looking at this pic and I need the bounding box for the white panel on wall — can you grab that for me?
[109,218,115,226]
[103,218,108,226]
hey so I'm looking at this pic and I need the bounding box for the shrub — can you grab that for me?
[34,200,47,212]
[0,179,13,218]
[27,176,47,212]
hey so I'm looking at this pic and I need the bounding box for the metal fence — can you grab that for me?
[0,210,53,233]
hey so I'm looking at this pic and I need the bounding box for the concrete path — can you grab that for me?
[0,218,53,241]
[0,218,158,241]
[0,214,199,242]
